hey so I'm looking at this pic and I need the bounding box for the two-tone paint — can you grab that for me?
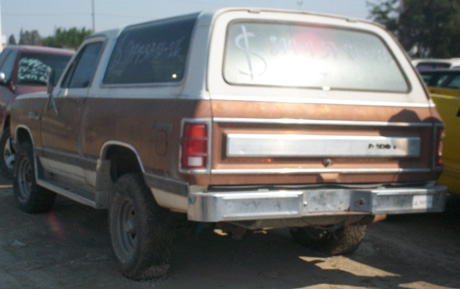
[10,8,447,225]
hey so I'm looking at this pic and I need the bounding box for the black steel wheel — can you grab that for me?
[290,223,366,255]
[0,128,14,179]
[109,173,174,280]
[13,142,56,213]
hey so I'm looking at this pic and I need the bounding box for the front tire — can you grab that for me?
[0,128,15,179]
[290,223,366,255]
[13,142,56,213]
[109,173,174,280]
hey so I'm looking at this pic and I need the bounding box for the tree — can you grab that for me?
[18,29,42,46]
[367,0,460,58]
[42,27,93,49]
[8,35,16,45]
[367,0,400,34]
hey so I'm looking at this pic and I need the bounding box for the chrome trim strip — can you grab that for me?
[226,134,420,158]
[209,95,434,108]
[100,80,183,89]
[211,168,431,175]
[213,117,433,127]
[36,147,97,171]
[36,179,96,208]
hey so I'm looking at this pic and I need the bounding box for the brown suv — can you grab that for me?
[9,8,447,280]
[0,45,73,178]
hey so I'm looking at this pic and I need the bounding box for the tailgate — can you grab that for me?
[209,100,440,186]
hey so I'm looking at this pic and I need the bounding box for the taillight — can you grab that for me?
[435,127,444,167]
[181,122,208,170]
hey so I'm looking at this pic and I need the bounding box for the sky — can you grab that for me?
[1,0,370,43]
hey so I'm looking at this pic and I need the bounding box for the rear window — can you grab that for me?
[17,53,71,85]
[416,62,451,71]
[103,15,197,85]
[224,22,408,92]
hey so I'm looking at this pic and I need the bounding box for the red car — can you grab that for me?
[0,45,74,178]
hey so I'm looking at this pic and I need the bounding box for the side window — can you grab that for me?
[103,14,197,85]
[16,53,72,85]
[421,74,432,84]
[62,42,103,88]
[446,76,460,89]
[0,51,18,81]
[0,50,12,68]
[435,75,449,87]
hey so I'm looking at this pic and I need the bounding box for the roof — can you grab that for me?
[107,7,379,37]
[4,45,74,55]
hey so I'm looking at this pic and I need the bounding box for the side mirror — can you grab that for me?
[46,68,56,95]
[46,68,58,114]
[0,72,7,85]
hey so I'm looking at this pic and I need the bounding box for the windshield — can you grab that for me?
[16,53,72,85]
[224,22,408,92]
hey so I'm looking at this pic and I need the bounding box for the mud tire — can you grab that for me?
[109,173,174,280]
[13,142,56,213]
[290,224,366,255]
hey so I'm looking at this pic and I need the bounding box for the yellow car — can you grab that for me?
[430,87,460,196]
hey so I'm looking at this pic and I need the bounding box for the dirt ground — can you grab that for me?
[0,174,459,289]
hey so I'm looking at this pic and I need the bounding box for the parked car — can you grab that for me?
[412,58,460,71]
[419,69,460,90]
[10,8,447,280]
[424,87,460,197]
[0,45,74,178]
[416,68,460,198]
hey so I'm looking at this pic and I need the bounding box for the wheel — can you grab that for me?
[0,127,14,179]
[13,142,56,213]
[290,223,366,255]
[109,173,174,280]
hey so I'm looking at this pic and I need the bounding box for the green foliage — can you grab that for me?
[42,27,93,49]
[8,35,17,45]
[366,0,400,33]
[367,0,460,58]
[19,29,42,46]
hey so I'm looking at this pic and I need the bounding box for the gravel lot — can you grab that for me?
[0,174,459,289]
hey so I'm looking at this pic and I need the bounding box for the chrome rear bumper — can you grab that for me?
[187,186,447,222]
